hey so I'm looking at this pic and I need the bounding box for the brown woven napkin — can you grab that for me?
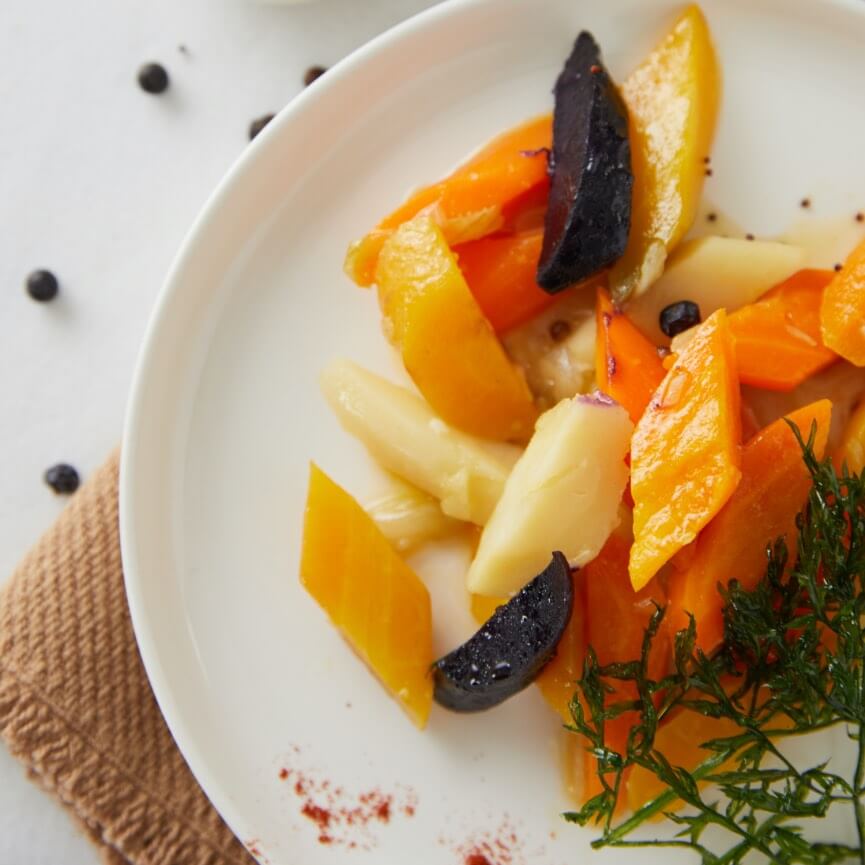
[0,452,255,865]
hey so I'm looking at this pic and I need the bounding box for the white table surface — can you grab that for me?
[0,0,440,860]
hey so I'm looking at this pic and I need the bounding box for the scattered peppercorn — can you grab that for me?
[659,300,701,338]
[549,319,571,342]
[248,113,275,141]
[706,212,717,223]
[178,44,189,56]
[857,212,864,223]
[705,168,713,177]
[137,62,170,94]
[703,155,711,164]
[801,197,811,209]
[834,263,843,272]
[303,65,327,87]
[745,233,755,241]
[25,269,59,302]
[44,463,80,495]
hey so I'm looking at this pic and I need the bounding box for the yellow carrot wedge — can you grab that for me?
[300,463,433,728]
[609,5,720,301]
[629,310,741,590]
[376,217,538,442]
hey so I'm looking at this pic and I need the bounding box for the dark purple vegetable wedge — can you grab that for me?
[537,32,633,293]
[433,552,573,712]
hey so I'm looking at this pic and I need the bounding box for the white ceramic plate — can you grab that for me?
[120,0,865,862]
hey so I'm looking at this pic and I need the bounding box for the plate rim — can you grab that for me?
[118,0,484,850]
[118,0,865,858]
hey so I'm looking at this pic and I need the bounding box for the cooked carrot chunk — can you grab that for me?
[731,269,836,391]
[665,400,831,654]
[456,230,558,334]
[345,115,552,287]
[629,309,742,590]
[595,288,666,423]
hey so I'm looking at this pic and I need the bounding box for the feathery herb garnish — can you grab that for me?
[566,424,865,863]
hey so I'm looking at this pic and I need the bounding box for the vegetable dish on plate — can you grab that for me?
[299,5,865,860]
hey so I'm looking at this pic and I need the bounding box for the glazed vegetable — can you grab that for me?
[609,5,719,301]
[665,399,831,654]
[837,397,865,475]
[629,309,741,590]
[821,233,865,366]
[582,531,669,800]
[467,393,632,598]
[625,236,805,345]
[300,464,433,728]
[568,440,865,861]
[434,552,573,712]
[376,217,538,441]
[595,287,666,423]
[366,476,461,553]
[456,230,557,333]
[730,269,837,391]
[471,571,588,725]
[345,115,552,287]
[537,32,632,293]
[320,359,520,525]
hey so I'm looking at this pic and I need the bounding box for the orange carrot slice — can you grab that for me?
[629,310,742,590]
[821,235,865,366]
[300,464,433,728]
[584,533,668,798]
[731,269,837,391]
[595,288,666,423]
[376,217,538,442]
[456,231,557,334]
[345,115,553,287]
[664,399,831,654]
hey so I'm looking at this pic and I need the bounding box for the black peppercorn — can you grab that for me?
[248,113,275,141]
[303,65,327,86]
[138,63,170,94]
[25,269,59,302]
[659,300,701,338]
[44,463,80,495]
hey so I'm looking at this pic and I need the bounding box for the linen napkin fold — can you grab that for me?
[0,452,254,865]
